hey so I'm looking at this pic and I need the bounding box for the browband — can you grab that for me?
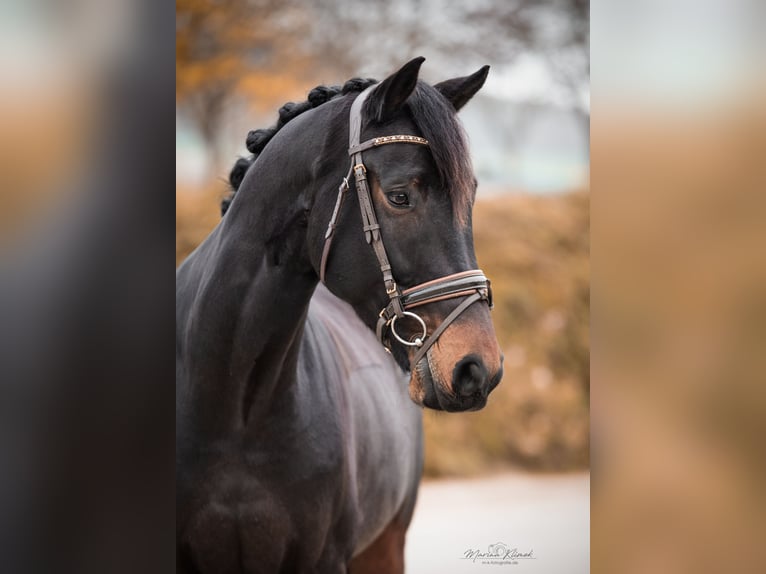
[348,134,429,155]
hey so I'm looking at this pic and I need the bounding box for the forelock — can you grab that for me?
[394,81,475,225]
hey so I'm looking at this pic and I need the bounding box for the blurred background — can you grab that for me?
[591,1,766,572]
[4,0,761,572]
[1,1,175,572]
[176,0,591,481]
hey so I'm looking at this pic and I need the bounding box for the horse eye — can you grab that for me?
[387,192,410,207]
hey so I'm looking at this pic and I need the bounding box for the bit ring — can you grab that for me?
[390,312,427,347]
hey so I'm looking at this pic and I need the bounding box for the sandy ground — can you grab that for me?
[405,471,589,574]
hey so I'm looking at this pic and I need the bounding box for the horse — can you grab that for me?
[176,57,503,573]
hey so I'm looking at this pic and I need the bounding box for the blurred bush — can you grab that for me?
[176,187,223,263]
[589,1,766,569]
[591,102,766,573]
[176,188,590,476]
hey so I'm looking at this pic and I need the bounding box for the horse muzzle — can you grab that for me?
[407,300,503,412]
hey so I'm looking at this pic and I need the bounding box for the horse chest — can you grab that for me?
[179,430,358,572]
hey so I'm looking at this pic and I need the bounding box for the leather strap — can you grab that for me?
[319,166,353,283]
[376,272,491,366]
[348,134,428,155]
[320,86,429,295]
[401,269,485,295]
[348,86,403,316]
[402,269,489,309]
[411,292,484,367]
[379,270,491,319]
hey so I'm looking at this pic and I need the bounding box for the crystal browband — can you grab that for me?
[372,135,428,146]
[347,134,429,156]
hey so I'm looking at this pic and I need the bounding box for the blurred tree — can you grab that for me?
[461,0,590,146]
[177,0,589,174]
[305,0,588,109]
[176,0,314,170]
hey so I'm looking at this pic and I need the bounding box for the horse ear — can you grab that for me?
[367,57,425,122]
[434,65,490,111]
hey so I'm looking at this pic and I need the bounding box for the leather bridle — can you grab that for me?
[319,85,493,369]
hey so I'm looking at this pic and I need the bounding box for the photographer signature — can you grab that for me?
[462,542,535,563]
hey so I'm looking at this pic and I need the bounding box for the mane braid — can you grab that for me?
[222,77,378,216]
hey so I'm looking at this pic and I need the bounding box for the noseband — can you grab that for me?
[319,86,493,369]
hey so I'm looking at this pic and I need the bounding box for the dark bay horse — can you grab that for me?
[176,57,503,573]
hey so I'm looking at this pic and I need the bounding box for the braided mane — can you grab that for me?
[222,78,377,216]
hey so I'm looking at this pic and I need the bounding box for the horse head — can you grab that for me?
[310,58,503,412]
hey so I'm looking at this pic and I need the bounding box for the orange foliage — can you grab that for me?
[177,0,318,112]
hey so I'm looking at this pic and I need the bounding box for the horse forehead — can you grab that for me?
[365,141,434,174]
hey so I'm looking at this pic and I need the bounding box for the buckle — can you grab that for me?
[386,282,398,295]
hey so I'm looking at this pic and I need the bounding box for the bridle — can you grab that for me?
[319,85,493,369]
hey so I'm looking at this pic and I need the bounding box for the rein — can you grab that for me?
[319,85,492,369]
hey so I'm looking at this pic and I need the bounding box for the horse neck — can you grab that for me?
[177,106,343,436]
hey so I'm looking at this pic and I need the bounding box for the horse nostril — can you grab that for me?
[453,358,489,398]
